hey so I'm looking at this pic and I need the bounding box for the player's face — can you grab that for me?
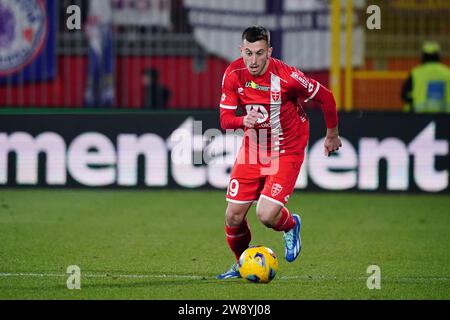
[240,40,272,77]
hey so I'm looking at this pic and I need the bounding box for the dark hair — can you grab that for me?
[421,52,440,63]
[242,25,270,45]
[144,68,159,80]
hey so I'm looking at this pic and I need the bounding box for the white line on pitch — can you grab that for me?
[1,272,450,282]
[280,275,450,282]
[0,272,203,279]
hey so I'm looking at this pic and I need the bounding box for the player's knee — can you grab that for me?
[256,208,277,228]
[225,207,246,227]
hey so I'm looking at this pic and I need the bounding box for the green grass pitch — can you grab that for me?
[0,189,449,299]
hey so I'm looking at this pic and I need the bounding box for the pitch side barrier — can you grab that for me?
[0,110,448,193]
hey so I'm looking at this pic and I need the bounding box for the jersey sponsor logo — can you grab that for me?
[290,72,309,89]
[0,0,48,75]
[245,105,269,124]
[245,80,269,92]
[271,183,283,197]
[259,122,271,128]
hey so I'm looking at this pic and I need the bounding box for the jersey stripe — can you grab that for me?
[270,73,283,153]
[220,104,238,110]
[304,82,320,102]
[229,67,247,74]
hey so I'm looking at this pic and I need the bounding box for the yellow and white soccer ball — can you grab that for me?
[238,246,279,283]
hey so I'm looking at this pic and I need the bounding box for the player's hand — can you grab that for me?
[243,109,259,128]
[324,127,342,156]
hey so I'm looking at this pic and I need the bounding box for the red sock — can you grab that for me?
[272,207,296,232]
[225,219,251,261]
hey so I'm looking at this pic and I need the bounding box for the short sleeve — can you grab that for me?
[220,70,238,110]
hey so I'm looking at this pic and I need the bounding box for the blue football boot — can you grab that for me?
[284,214,302,262]
[216,263,241,279]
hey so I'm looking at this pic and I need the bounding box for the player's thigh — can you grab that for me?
[255,196,283,226]
[260,154,305,206]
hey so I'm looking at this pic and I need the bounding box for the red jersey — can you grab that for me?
[220,57,338,157]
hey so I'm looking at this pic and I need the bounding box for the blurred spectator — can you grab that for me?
[401,41,450,113]
[84,0,115,108]
[142,69,171,109]
[171,0,192,33]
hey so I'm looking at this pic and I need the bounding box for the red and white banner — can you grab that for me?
[184,0,365,71]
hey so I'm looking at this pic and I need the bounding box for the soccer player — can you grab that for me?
[217,26,342,279]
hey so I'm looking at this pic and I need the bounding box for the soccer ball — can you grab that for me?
[238,245,279,283]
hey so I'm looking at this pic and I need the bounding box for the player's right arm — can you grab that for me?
[219,70,258,129]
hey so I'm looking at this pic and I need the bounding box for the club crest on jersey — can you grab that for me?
[245,81,269,92]
[0,0,47,75]
[271,183,283,197]
[271,90,280,102]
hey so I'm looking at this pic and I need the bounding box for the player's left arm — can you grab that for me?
[289,68,342,156]
[312,84,342,156]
